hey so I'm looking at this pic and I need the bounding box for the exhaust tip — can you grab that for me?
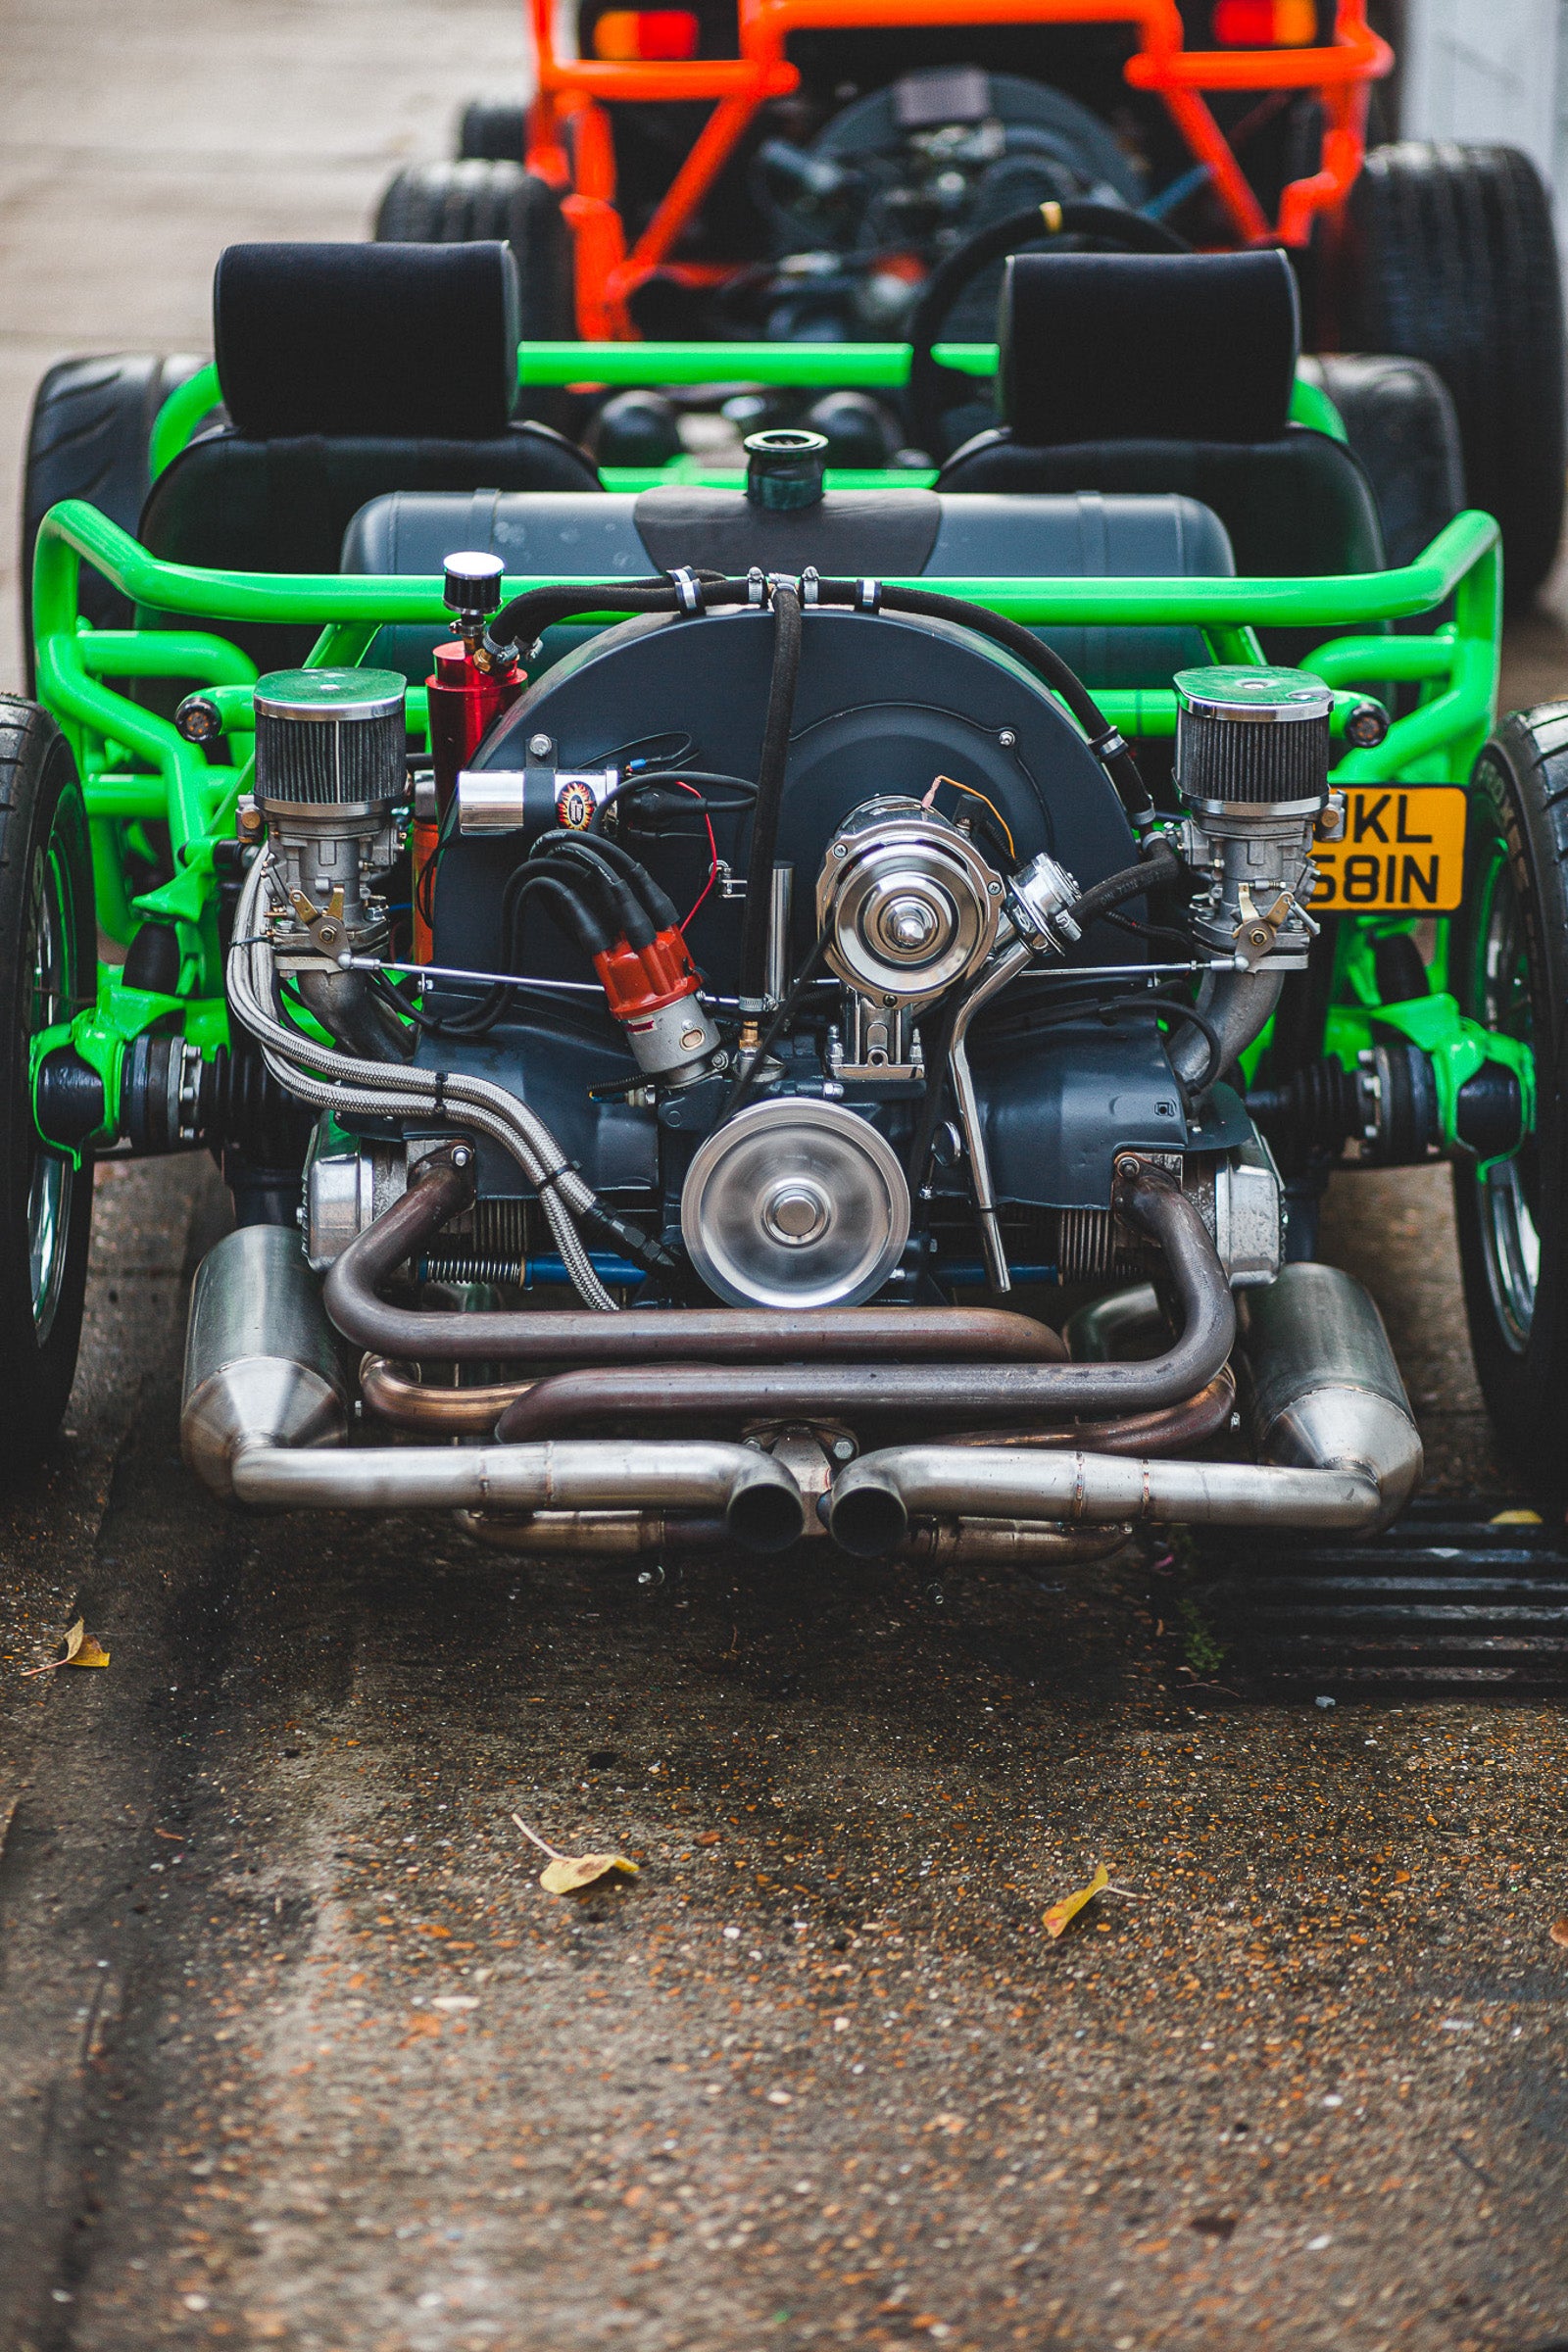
[725,1464,808,1555]
[827,1472,908,1559]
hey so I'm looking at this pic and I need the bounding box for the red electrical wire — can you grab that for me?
[662,779,719,930]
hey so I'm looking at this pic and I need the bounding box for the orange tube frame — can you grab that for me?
[525,0,1393,336]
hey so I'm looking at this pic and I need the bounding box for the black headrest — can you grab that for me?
[999,249,1299,446]
[214,242,520,440]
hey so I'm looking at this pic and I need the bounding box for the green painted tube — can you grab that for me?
[148,362,221,477]
[32,499,1501,630]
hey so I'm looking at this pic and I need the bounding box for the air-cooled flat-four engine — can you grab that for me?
[237,568,1344,1310]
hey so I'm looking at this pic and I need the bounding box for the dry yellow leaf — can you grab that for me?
[1549,1919,1568,1950]
[23,1618,108,1676]
[512,1813,637,1897]
[1043,1863,1109,1939]
[539,1853,639,1895]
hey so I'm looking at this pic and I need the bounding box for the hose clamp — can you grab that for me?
[668,566,706,617]
[800,565,820,607]
[855,578,882,612]
[746,566,768,607]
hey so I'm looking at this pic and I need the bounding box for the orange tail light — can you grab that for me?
[592,9,701,60]
[1212,0,1317,41]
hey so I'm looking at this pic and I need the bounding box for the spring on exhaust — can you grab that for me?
[416,1253,528,1285]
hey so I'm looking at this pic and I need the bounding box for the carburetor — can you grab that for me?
[1173,665,1339,973]
[249,667,408,962]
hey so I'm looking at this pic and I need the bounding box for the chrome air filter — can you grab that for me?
[254,668,407,808]
[1174,665,1333,810]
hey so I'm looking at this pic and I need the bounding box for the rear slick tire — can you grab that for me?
[1348,143,1566,605]
[373,159,573,339]
[1453,709,1568,1500]
[21,352,210,688]
[0,701,96,1470]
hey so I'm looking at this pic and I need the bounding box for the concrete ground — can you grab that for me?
[4,6,1568,2349]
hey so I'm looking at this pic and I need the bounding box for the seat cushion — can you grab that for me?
[1000,249,1299,445]
[341,484,1235,689]
[215,240,521,438]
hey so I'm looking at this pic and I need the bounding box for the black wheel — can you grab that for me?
[1300,353,1465,568]
[20,352,211,690]
[373,159,573,338]
[1453,709,1568,1496]
[1348,143,1566,604]
[0,701,96,1466]
[457,99,526,162]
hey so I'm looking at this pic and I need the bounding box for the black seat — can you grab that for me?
[937,250,1385,581]
[138,240,600,669]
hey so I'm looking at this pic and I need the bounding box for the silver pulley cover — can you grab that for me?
[681,1100,910,1309]
[816,796,1002,1004]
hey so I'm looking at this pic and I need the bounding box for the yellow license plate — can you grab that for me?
[1312,785,1466,914]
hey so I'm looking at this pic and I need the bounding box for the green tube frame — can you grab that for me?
[27,492,1506,1158]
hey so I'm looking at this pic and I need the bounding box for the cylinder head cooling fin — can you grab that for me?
[1174,665,1333,809]
[254,668,407,808]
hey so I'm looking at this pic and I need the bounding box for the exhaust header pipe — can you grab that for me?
[180,1227,805,1555]
[827,1263,1421,1557]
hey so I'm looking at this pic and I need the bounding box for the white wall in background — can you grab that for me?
[1399,0,1563,174]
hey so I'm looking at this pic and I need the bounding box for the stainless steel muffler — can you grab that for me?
[180,1227,806,1555]
[827,1262,1422,1557]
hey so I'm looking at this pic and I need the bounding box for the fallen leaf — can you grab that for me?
[514,1813,638,1897]
[539,1853,639,1894]
[23,1618,107,1677]
[1491,1508,1543,1526]
[1190,2211,1238,2241]
[1550,1919,1568,1949]
[1043,1863,1110,1939]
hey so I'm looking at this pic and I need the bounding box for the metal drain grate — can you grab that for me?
[1186,1497,1568,1690]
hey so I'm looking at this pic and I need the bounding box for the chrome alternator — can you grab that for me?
[680,1100,910,1308]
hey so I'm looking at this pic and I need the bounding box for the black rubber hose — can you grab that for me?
[818,579,1155,828]
[483,571,741,662]
[906,199,1191,455]
[1068,836,1181,930]
[737,579,804,1007]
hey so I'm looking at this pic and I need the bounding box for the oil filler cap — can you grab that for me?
[745,427,828,512]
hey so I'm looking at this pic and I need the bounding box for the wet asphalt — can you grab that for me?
[6,4,1568,2345]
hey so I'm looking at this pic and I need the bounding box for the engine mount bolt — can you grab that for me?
[450,1145,473,1169]
[998,729,1017,749]
[528,733,553,759]
[831,1437,856,1461]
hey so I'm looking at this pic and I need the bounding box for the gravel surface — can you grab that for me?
[4,7,1568,2347]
